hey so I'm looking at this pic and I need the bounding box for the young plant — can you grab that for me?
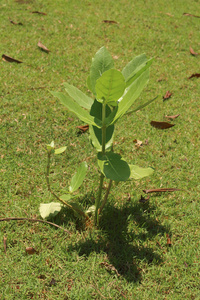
[49,47,155,225]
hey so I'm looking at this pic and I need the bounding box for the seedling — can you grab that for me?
[40,47,156,225]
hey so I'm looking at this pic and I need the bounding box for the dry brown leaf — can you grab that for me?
[163,91,172,100]
[190,46,199,56]
[77,124,89,133]
[133,139,143,148]
[102,20,118,24]
[3,236,7,254]
[26,247,37,255]
[183,13,200,18]
[166,13,174,17]
[9,18,23,25]
[143,188,182,194]
[165,114,180,120]
[38,41,50,53]
[188,73,200,79]
[139,195,150,203]
[2,54,23,63]
[150,121,175,129]
[166,234,172,247]
[100,262,120,276]
[32,11,47,15]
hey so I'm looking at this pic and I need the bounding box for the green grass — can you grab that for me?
[0,0,200,299]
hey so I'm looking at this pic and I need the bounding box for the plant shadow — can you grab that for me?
[67,199,170,283]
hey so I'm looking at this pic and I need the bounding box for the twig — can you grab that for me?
[98,180,112,215]
[0,217,71,234]
[3,236,7,254]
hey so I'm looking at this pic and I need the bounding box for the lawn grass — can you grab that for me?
[0,0,200,299]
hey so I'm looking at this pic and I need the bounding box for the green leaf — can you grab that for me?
[108,69,150,124]
[129,165,154,180]
[95,69,125,106]
[89,100,114,151]
[90,46,114,95]
[122,53,147,81]
[125,58,153,88]
[63,82,93,110]
[46,141,54,150]
[98,152,130,181]
[60,194,72,201]
[69,162,88,193]
[126,96,158,115]
[54,146,67,155]
[85,205,96,216]
[39,202,62,219]
[51,91,102,128]
[68,201,85,218]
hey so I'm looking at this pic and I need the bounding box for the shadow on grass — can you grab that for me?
[66,200,170,283]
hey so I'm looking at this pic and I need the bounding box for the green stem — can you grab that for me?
[98,179,112,215]
[95,102,107,225]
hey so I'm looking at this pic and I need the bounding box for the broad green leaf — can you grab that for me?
[108,69,150,124]
[63,82,93,110]
[51,91,102,128]
[95,69,125,106]
[39,202,62,219]
[122,53,147,81]
[60,194,72,201]
[69,162,88,193]
[125,58,153,88]
[98,152,130,181]
[46,141,54,150]
[90,46,114,95]
[54,146,67,155]
[126,96,158,115]
[129,165,154,180]
[89,100,114,151]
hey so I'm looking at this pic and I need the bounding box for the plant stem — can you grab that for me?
[98,179,112,215]
[95,173,104,225]
[46,151,89,220]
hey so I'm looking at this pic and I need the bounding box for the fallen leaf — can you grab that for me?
[143,188,182,194]
[31,11,47,15]
[102,20,118,24]
[188,73,200,79]
[190,46,199,56]
[150,121,175,129]
[49,278,56,286]
[139,195,150,203]
[26,247,37,255]
[133,139,143,148]
[3,236,7,254]
[38,41,50,53]
[9,18,23,25]
[100,262,120,276]
[183,13,200,18]
[2,54,23,63]
[163,91,172,100]
[166,13,174,17]
[165,114,180,120]
[77,124,89,133]
[166,234,172,247]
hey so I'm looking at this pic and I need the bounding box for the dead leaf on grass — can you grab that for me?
[188,73,200,79]
[100,262,120,276]
[139,195,150,203]
[38,41,50,53]
[143,188,182,194]
[165,114,180,120]
[163,91,172,101]
[26,247,38,255]
[3,236,7,254]
[77,124,89,133]
[2,54,23,63]
[133,139,143,148]
[9,18,23,25]
[102,20,118,24]
[166,234,172,247]
[31,11,47,15]
[150,121,175,129]
[183,13,200,18]
[190,46,199,56]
